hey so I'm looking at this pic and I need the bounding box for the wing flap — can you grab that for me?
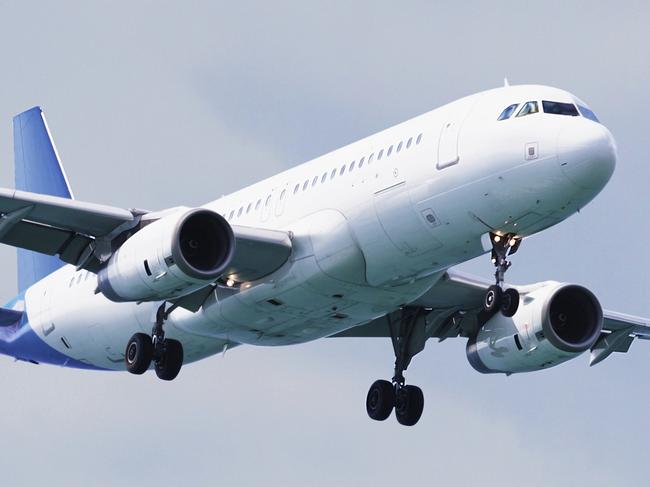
[2,220,73,256]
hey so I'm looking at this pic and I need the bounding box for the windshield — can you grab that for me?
[497,104,519,121]
[542,101,579,116]
[516,101,539,117]
[577,104,600,123]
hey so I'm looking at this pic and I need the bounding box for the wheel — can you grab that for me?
[500,288,520,317]
[125,333,153,375]
[154,339,184,381]
[395,385,424,426]
[484,285,503,312]
[366,379,395,421]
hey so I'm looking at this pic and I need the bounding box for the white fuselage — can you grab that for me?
[22,84,616,370]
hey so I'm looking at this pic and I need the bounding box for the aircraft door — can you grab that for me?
[437,120,461,169]
[275,184,289,217]
[262,190,274,222]
[436,99,477,170]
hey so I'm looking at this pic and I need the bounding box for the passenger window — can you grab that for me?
[293,184,300,194]
[340,165,346,176]
[229,211,234,220]
[406,137,413,149]
[265,195,272,207]
[387,145,393,157]
[246,203,252,213]
[516,101,539,117]
[378,149,384,160]
[321,172,327,183]
[330,168,337,179]
[397,142,403,152]
[303,180,309,191]
[497,104,519,121]
[312,176,318,187]
[350,161,356,172]
[369,153,374,164]
[416,134,423,144]
[542,101,579,116]
[358,157,365,168]
[237,207,243,217]
[255,199,261,210]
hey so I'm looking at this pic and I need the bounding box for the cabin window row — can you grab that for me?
[224,132,423,221]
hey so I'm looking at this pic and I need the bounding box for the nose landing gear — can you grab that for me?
[125,302,184,381]
[485,232,521,317]
[366,307,427,426]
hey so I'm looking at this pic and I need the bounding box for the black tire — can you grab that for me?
[155,339,184,381]
[395,385,424,426]
[125,333,153,375]
[366,379,395,421]
[484,285,503,312]
[500,288,520,317]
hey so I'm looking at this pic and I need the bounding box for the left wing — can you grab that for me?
[332,269,650,366]
[0,187,292,296]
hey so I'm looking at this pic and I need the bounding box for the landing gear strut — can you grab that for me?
[484,232,521,317]
[125,302,184,381]
[366,307,426,426]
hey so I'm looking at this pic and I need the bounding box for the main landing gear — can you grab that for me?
[483,232,521,317]
[125,303,184,381]
[366,307,427,426]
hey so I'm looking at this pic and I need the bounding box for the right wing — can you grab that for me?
[332,269,650,366]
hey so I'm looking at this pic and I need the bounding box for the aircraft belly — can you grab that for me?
[194,254,442,346]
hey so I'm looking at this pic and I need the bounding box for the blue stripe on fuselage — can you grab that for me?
[0,293,104,370]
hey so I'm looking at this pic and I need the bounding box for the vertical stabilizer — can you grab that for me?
[13,107,74,291]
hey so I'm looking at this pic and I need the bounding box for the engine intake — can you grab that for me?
[542,285,602,353]
[172,209,233,280]
[98,207,234,302]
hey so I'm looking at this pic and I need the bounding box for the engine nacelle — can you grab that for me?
[466,282,603,374]
[98,207,234,302]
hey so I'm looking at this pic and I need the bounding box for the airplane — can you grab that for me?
[0,83,648,427]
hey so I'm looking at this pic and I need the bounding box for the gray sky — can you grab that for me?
[0,1,648,485]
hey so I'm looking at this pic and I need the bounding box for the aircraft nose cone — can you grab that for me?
[558,121,617,191]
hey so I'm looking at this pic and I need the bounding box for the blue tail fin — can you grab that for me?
[13,107,74,291]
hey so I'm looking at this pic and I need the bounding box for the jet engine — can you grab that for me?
[97,207,234,302]
[466,282,603,374]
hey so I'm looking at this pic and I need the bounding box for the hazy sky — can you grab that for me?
[0,1,648,486]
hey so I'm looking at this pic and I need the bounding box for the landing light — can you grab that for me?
[226,278,235,288]
[509,238,517,247]
[494,235,501,243]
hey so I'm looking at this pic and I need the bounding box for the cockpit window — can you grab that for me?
[516,101,538,117]
[577,105,600,123]
[497,104,519,121]
[542,101,579,116]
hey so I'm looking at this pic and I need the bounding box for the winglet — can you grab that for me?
[13,107,74,291]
